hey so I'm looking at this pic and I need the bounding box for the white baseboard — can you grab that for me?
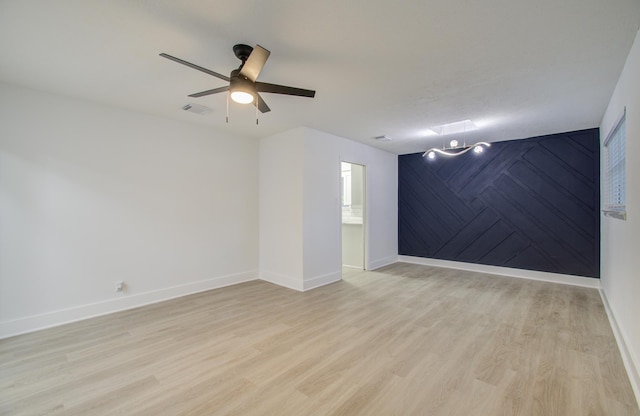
[599,289,640,408]
[303,271,341,291]
[260,270,304,291]
[397,256,600,289]
[0,270,258,339]
[368,255,398,271]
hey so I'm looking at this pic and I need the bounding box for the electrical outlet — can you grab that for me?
[115,281,124,292]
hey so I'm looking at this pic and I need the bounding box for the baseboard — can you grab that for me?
[368,255,398,271]
[260,270,304,291]
[599,289,640,408]
[303,271,341,291]
[397,256,600,288]
[0,270,258,339]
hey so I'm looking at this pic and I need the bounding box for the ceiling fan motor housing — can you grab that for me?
[232,44,253,62]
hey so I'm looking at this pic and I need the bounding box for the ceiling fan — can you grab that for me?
[160,44,315,113]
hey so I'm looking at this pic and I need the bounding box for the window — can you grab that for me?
[603,109,626,220]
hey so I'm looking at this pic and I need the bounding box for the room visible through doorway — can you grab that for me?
[341,162,365,270]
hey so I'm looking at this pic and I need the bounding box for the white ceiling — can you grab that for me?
[1,0,639,154]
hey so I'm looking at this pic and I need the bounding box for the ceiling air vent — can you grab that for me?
[182,103,212,115]
[373,135,392,142]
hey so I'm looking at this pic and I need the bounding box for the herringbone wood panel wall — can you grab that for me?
[398,129,599,278]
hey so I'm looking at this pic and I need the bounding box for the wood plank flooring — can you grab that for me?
[1,263,638,415]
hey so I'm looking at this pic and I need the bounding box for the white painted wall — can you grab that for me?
[302,128,398,287]
[258,128,305,290]
[0,82,259,337]
[361,141,400,270]
[600,28,640,402]
[259,127,398,291]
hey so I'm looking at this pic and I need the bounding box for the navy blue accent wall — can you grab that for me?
[398,128,600,278]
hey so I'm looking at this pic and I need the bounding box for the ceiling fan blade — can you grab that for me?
[240,45,270,82]
[160,53,230,82]
[254,93,271,113]
[188,86,230,97]
[255,82,316,98]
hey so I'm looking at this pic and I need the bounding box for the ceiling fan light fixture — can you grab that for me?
[230,90,254,104]
[229,75,256,104]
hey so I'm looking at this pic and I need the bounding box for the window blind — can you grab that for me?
[603,110,626,217]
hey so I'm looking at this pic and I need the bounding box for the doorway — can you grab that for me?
[341,162,365,270]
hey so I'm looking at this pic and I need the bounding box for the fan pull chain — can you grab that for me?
[226,92,229,123]
[256,100,259,125]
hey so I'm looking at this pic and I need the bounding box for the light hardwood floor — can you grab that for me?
[1,263,638,415]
